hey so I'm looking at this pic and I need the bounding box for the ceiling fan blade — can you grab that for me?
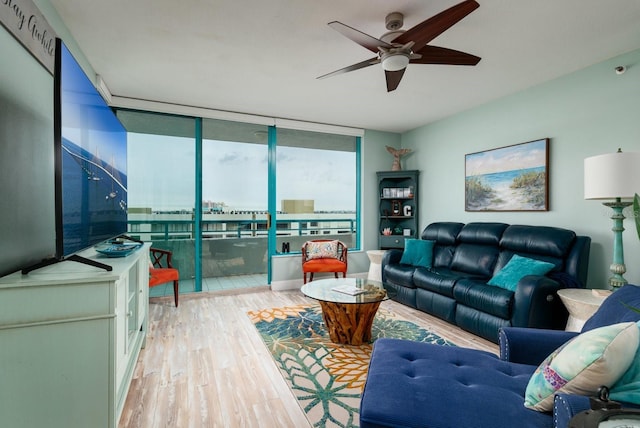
[328,21,393,53]
[385,69,406,92]
[317,57,380,80]
[410,45,480,65]
[392,0,479,49]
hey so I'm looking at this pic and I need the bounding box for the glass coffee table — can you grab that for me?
[300,277,394,345]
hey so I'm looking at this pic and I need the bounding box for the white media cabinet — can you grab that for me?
[0,243,150,428]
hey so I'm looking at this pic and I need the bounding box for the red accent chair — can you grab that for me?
[149,247,179,307]
[301,239,348,284]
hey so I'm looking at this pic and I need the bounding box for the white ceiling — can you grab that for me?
[50,0,640,134]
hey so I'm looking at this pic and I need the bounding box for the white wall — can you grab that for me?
[400,48,640,289]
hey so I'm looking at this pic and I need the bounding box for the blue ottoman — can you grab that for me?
[359,338,552,428]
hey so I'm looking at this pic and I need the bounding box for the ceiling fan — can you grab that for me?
[318,0,481,92]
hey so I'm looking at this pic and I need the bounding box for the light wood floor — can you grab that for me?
[119,288,498,428]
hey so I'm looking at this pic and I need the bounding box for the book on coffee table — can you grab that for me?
[331,285,366,295]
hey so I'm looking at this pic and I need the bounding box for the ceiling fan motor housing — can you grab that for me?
[385,12,404,31]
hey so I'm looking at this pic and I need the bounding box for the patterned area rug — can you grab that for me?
[247,304,455,428]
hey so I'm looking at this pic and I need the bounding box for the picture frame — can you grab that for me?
[465,138,549,212]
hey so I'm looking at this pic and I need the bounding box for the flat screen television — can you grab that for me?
[54,39,129,268]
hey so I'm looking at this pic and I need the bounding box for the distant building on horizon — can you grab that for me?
[281,199,314,214]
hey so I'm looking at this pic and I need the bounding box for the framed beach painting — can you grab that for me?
[465,139,549,211]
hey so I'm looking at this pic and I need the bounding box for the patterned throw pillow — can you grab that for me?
[305,241,339,260]
[524,321,639,412]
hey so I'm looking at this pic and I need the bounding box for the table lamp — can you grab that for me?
[584,149,640,289]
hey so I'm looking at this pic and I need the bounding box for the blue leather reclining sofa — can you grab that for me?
[382,222,591,343]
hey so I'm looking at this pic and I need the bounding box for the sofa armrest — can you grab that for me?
[511,275,568,330]
[382,249,403,265]
[499,327,578,365]
[381,249,403,282]
[553,394,591,428]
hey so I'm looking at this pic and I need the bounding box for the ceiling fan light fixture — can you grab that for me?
[381,53,410,71]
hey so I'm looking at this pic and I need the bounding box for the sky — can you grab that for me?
[127,134,356,212]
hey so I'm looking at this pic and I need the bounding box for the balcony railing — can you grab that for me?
[128,217,356,280]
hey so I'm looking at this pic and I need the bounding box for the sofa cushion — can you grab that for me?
[457,222,509,246]
[422,222,463,268]
[500,225,576,258]
[456,304,512,343]
[488,254,555,292]
[454,279,513,319]
[415,289,457,323]
[448,223,508,277]
[524,321,639,412]
[302,258,346,273]
[450,243,500,277]
[383,263,416,288]
[583,284,640,332]
[432,245,457,269]
[413,267,462,297]
[421,221,463,245]
[360,338,551,428]
[399,239,434,268]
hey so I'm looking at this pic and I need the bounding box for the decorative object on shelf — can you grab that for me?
[382,187,414,198]
[382,227,392,236]
[391,200,402,215]
[403,229,412,236]
[385,145,412,171]
[403,205,412,216]
[584,148,640,289]
[465,138,549,211]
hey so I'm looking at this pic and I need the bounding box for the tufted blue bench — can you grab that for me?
[360,285,640,428]
[360,338,551,428]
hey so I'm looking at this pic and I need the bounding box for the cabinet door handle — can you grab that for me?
[127,311,133,317]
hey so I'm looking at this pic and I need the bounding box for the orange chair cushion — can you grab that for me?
[149,268,179,287]
[302,259,347,274]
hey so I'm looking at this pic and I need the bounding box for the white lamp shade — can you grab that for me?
[584,151,640,199]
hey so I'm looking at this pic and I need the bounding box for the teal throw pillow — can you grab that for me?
[524,321,639,412]
[488,254,555,292]
[399,239,435,269]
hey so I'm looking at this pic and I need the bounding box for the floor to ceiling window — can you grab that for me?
[274,128,358,254]
[117,108,360,296]
[201,118,270,290]
[117,110,198,295]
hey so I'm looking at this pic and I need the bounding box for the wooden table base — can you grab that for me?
[318,300,381,345]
